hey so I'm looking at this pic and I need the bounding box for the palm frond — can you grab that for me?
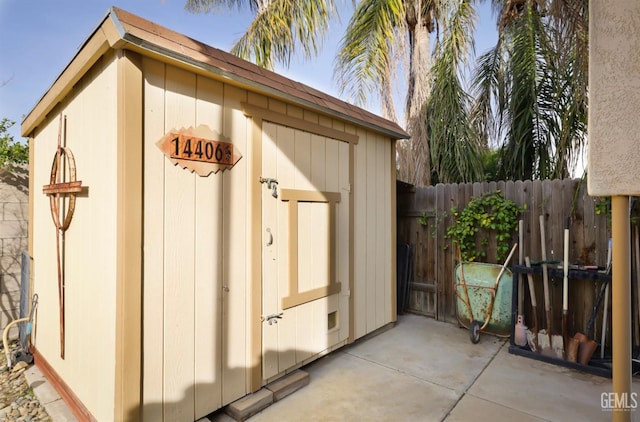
[470,41,505,147]
[334,0,405,108]
[471,0,588,181]
[213,0,336,69]
[427,0,483,183]
[185,0,262,14]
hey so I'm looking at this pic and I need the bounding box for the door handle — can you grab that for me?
[264,313,283,325]
[266,228,273,246]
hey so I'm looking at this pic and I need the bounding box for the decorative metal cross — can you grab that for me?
[42,115,86,359]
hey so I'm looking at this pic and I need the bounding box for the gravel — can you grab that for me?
[0,340,51,422]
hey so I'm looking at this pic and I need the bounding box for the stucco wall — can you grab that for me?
[588,1,640,195]
[0,165,28,338]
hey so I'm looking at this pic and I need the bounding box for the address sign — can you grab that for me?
[170,134,233,164]
[157,126,242,176]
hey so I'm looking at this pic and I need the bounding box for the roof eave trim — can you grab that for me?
[22,7,409,141]
[115,29,409,140]
[21,9,120,137]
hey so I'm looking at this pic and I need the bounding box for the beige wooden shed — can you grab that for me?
[22,7,408,422]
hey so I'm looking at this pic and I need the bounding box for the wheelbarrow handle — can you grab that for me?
[481,243,518,331]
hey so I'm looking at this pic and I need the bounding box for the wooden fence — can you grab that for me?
[396,178,632,350]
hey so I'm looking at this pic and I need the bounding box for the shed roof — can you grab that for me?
[22,7,410,140]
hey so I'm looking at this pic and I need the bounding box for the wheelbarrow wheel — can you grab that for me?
[470,320,481,344]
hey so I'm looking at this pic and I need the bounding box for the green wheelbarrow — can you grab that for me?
[455,243,518,343]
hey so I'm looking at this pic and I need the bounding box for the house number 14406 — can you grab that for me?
[171,134,234,165]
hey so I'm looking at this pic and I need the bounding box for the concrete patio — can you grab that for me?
[208,313,640,422]
[26,312,640,421]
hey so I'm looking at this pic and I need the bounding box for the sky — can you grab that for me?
[0,0,498,142]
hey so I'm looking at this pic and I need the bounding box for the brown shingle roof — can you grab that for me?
[23,7,409,140]
[111,7,409,139]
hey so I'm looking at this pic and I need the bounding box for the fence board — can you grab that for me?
[549,179,564,333]
[581,181,600,340]
[630,230,637,348]
[444,184,458,323]
[435,184,446,321]
[573,180,589,335]
[561,180,579,336]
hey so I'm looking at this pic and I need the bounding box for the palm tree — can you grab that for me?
[471,0,588,180]
[334,0,437,186]
[186,0,438,186]
[425,0,484,183]
[424,0,588,183]
[186,0,589,184]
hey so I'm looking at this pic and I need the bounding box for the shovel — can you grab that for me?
[538,215,564,358]
[514,220,527,346]
[562,216,570,358]
[573,280,607,365]
[525,257,539,351]
[599,239,612,360]
[537,215,552,355]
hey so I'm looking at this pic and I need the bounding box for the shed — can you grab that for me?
[22,7,408,422]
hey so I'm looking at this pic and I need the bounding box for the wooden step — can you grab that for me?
[266,370,310,402]
[224,389,273,421]
[223,370,310,421]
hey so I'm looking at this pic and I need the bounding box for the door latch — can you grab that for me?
[260,177,278,198]
[263,313,283,325]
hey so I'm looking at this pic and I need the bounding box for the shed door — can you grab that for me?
[261,121,350,380]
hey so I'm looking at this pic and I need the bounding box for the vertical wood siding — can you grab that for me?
[142,58,249,421]
[31,52,119,421]
[353,131,394,339]
[141,59,396,419]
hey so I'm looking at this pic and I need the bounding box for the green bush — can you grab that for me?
[0,118,28,167]
[446,190,522,262]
